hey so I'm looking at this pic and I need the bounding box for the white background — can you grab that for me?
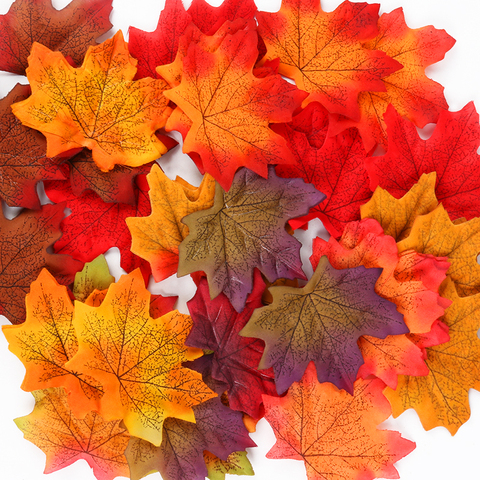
[1,0,480,479]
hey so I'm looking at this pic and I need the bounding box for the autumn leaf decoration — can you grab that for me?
[2,0,480,480]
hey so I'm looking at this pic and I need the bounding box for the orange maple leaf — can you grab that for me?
[385,278,480,435]
[126,164,216,282]
[256,0,401,119]
[264,363,415,480]
[15,388,130,480]
[65,269,215,446]
[11,30,172,171]
[330,8,455,149]
[2,269,102,417]
[163,28,306,191]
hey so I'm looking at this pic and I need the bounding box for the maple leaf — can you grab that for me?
[397,204,480,297]
[44,175,152,281]
[65,270,215,446]
[0,0,113,75]
[3,269,103,416]
[263,364,415,480]
[188,0,257,36]
[311,218,450,334]
[127,164,216,282]
[68,149,154,204]
[241,254,406,394]
[125,394,255,480]
[14,388,130,480]
[11,30,172,171]
[330,8,455,150]
[73,255,114,302]
[163,28,307,191]
[204,450,254,480]
[0,203,82,325]
[385,279,480,435]
[365,103,480,221]
[361,172,439,242]
[0,83,66,209]
[128,0,193,79]
[256,0,401,119]
[186,272,278,419]
[275,126,372,236]
[178,167,324,312]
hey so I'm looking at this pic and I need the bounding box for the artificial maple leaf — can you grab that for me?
[361,172,438,242]
[385,279,480,435]
[45,175,152,281]
[127,164,216,282]
[163,28,307,190]
[67,149,154,204]
[73,255,114,302]
[264,364,415,480]
[188,0,257,36]
[186,272,277,419]
[3,269,103,416]
[241,255,406,394]
[0,0,113,75]
[397,204,480,297]
[365,103,480,220]
[0,83,66,209]
[15,388,129,480]
[128,0,193,79]
[65,270,215,446]
[311,219,450,334]
[275,126,372,236]
[178,167,324,312]
[0,203,82,325]
[331,8,455,150]
[125,394,255,480]
[11,30,171,171]
[256,0,401,118]
[204,451,254,480]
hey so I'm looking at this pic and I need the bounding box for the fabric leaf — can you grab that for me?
[164,28,306,191]
[186,271,277,419]
[65,270,215,446]
[264,364,415,480]
[366,103,480,221]
[0,203,82,325]
[204,451,254,480]
[14,387,129,480]
[256,0,401,118]
[125,395,255,480]
[12,30,171,171]
[385,279,480,435]
[73,255,114,302]
[0,83,66,209]
[240,255,406,394]
[178,167,324,312]
[0,0,113,75]
[127,164,216,282]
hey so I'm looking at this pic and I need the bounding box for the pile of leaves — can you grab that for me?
[1,0,480,479]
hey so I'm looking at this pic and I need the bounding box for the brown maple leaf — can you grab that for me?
[12,30,172,171]
[0,0,113,75]
[0,203,81,325]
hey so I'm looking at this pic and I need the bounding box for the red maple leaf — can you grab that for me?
[0,0,113,75]
[366,103,480,221]
[186,271,278,419]
[275,126,372,237]
[44,177,151,281]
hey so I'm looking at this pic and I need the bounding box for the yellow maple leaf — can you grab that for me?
[126,164,216,282]
[11,30,171,171]
[65,269,215,446]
